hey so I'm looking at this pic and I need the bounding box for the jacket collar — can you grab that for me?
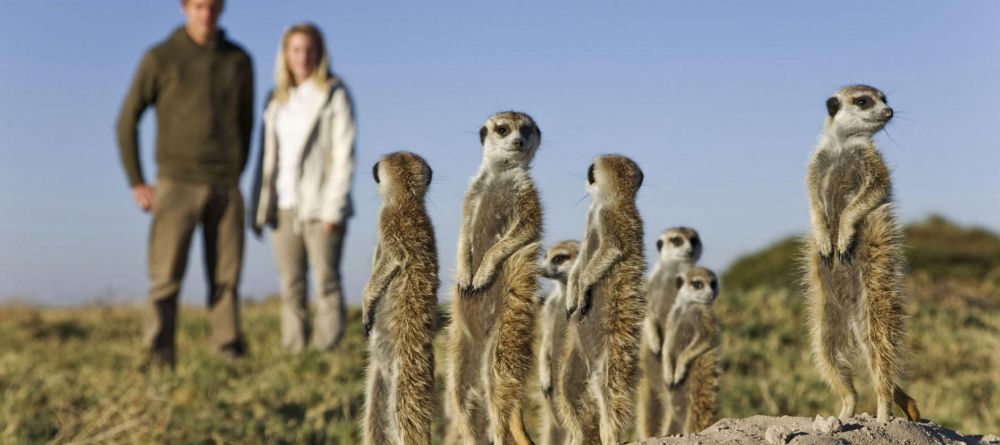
[171,26,226,51]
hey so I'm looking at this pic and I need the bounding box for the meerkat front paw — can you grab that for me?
[577,287,593,321]
[662,361,675,387]
[836,233,855,265]
[816,233,834,267]
[671,364,688,387]
[362,310,374,339]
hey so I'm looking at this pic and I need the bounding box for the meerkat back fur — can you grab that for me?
[559,155,646,445]
[637,227,702,438]
[537,240,581,445]
[446,111,543,445]
[661,267,720,435]
[362,152,439,445]
[804,85,920,423]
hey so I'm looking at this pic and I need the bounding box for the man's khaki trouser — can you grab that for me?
[144,178,245,364]
[270,209,348,352]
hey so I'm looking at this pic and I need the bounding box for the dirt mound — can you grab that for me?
[635,414,1000,445]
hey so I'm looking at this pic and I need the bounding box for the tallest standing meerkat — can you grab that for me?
[447,111,543,445]
[561,155,646,445]
[805,85,920,423]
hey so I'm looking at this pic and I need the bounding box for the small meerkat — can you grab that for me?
[661,266,720,435]
[805,85,920,423]
[537,240,581,445]
[637,227,702,438]
[446,111,543,445]
[559,155,646,445]
[362,152,439,445]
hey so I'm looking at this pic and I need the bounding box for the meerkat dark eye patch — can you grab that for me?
[853,96,872,109]
[479,126,487,144]
[372,162,380,184]
[519,124,534,140]
[711,279,718,293]
[587,164,596,185]
[880,94,888,105]
[552,254,568,264]
[675,276,684,290]
[826,97,841,117]
[496,125,510,137]
[691,236,701,248]
[693,281,704,290]
[656,239,664,252]
[669,236,683,247]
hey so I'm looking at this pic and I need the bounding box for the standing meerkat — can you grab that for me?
[805,85,920,423]
[362,152,439,445]
[661,266,720,435]
[560,154,646,445]
[637,227,702,438]
[537,240,581,445]
[446,111,543,445]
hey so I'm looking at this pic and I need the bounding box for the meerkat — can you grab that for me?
[637,227,703,438]
[661,266,720,435]
[446,111,543,445]
[560,155,646,445]
[537,240,581,445]
[805,85,921,423]
[362,152,439,445]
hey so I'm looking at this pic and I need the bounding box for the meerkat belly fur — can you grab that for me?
[661,267,720,435]
[637,227,702,438]
[805,85,920,423]
[537,240,581,445]
[446,111,543,445]
[560,155,646,445]
[362,152,439,445]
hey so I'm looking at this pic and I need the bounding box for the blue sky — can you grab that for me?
[0,1,997,305]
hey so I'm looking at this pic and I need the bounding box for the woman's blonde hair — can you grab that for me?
[273,23,332,103]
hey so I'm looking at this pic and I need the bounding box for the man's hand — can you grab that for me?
[323,222,340,234]
[132,184,155,212]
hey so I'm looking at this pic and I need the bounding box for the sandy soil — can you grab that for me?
[634,414,1000,445]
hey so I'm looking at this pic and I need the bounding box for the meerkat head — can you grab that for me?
[825,85,893,137]
[479,111,542,168]
[372,151,433,202]
[586,154,643,203]
[674,267,719,305]
[656,227,702,265]
[540,240,580,284]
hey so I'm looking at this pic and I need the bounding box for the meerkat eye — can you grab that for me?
[656,240,664,252]
[854,97,871,108]
[496,125,509,137]
[669,236,683,247]
[587,164,596,185]
[372,162,380,184]
[693,281,704,290]
[552,254,568,264]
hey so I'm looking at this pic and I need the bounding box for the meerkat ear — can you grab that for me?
[372,161,380,184]
[675,276,684,290]
[479,126,488,145]
[656,239,664,252]
[425,165,433,187]
[635,168,644,189]
[826,97,841,117]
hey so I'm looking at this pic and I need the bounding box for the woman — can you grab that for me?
[251,23,356,352]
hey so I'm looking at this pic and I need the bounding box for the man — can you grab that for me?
[116,0,254,367]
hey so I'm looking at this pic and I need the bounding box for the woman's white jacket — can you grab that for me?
[250,78,356,233]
